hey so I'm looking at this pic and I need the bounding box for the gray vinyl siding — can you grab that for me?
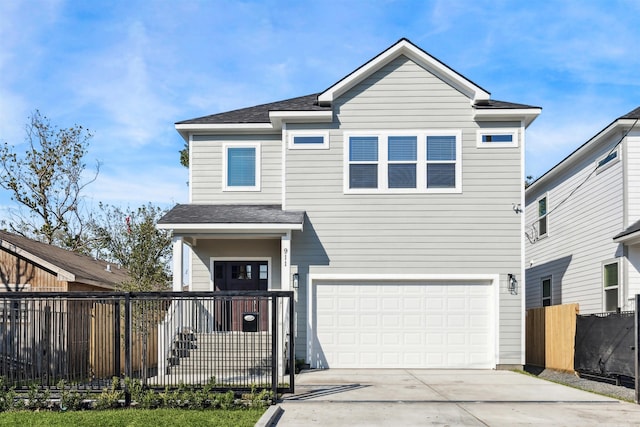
[190,134,282,204]
[525,133,625,313]
[287,56,524,364]
[627,132,640,225]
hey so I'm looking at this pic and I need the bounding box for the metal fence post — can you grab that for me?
[635,294,640,403]
[271,294,278,404]
[124,293,132,406]
[289,292,295,393]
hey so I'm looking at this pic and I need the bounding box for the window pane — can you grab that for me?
[389,164,416,188]
[259,264,268,280]
[427,136,456,161]
[388,136,417,161]
[349,137,378,161]
[227,147,256,186]
[598,151,618,168]
[538,197,547,216]
[542,279,551,298]
[539,217,547,236]
[604,263,618,288]
[427,164,455,188]
[542,298,551,307]
[482,134,513,143]
[294,136,324,144]
[605,288,618,312]
[349,164,378,188]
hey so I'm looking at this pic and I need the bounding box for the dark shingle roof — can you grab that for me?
[158,204,305,225]
[620,106,640,120]
[474,99,541,109]
[0,230,129,288]
[613,219,640,241]
[176,94,330,125]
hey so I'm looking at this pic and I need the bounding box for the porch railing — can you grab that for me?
[0,291,294,397]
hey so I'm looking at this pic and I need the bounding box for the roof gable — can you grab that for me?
[317,38,491,106]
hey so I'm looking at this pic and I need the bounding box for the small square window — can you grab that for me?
[223,143,261,191]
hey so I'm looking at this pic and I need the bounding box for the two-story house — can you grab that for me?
[525,107,640,313]
[158,38,541,369]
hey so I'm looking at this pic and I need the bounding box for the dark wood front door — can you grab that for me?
[213,261,268,331]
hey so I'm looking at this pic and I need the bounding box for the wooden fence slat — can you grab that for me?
[526,303,578,372]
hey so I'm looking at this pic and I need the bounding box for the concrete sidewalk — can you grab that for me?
[267,369,640,426]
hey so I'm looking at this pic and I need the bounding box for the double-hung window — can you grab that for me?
[223,143,261,191]
[603,261,620,312]
[537,195,548,238]
[345,131,461,193]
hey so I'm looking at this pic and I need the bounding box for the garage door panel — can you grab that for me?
[312,281,494,369]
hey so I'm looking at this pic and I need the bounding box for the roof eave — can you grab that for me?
[157,222,304,234]
[0,240,76,282]
[473,107,542,128]
[269,110,333,128]
[175,123,276,141]
[613,231,640,245]
[318,39,491,106]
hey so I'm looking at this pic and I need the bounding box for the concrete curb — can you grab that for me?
[255,404,283,427]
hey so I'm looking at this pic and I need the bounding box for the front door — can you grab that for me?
[213,261,268,331]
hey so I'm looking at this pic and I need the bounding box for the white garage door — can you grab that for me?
[311,281,494,369]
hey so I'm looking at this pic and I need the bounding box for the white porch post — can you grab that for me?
[172,236,184,292]
[279,232,291,378]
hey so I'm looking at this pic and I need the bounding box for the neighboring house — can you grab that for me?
[0,229,128,292]
[158,38,541,369]
[525,107,640,313]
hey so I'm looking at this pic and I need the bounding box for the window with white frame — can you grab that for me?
[596,146,620,173]
[345,131,461,193]
[288,131,329,149]
[541,276,552,307]
[537,195,548,238]
[223,143,261,191]
[476,129,519,148]
[603,261,620,312]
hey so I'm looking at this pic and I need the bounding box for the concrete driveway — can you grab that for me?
[267,369,640,426]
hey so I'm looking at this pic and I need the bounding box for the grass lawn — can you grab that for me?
[0,407,266,426]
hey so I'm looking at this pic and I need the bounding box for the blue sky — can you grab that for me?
[1,0,639,214]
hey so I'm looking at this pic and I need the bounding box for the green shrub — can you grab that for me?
[94,377,123,410]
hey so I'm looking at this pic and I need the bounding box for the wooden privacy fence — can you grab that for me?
[526,303,579,371]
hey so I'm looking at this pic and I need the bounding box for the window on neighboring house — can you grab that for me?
[538,195,548,238]
[603,261,620,312]
[288,131,329,149]
[345,131,461,193]
[541,277,552,307]
[348,136,379,189]
[596,147,620,172]
[223,143,261,191]
[476,129,519,148]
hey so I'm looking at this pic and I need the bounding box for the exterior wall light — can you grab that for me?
[293,273,299,289]
[508,273,518,295]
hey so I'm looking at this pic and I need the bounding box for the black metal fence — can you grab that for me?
[0,291,294,397]
[574,310,635,381]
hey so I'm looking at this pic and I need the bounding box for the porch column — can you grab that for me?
[172,236,184,291]
[281,232,291,290]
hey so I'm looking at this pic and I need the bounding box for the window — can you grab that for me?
[223,143,261,191]
[345,131,461,193]
[476,129,519,148]
[537,195,548,238]
[288,131,329,149]
[596,147,620,173]
[541,277,552,307]
[603,261,620,312]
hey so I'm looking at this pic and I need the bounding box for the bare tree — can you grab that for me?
[0,111,99,251]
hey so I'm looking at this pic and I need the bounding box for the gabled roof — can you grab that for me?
[526,105,640,194]
[0,230,129,289]
[157,204,305,234]
[176,38,541,139]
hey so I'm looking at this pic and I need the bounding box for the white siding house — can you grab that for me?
[159,38,541,369]
[525,107,640,313]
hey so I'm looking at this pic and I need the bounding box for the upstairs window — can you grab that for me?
[345,131,461,193]
[476,129,519,148]
[603,261,620,312]
[537,195,548,238]
[223,143,261,191]
[596,147,620,173]
[288,131,329,149]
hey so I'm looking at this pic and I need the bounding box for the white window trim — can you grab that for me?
[476,128,519,148]
[536,193,549,239]
[602,259,621,312]
[222,142,261,192]
[541,276,552,307]
[595,146,620,174]
[287,130,330,150]
[343,130,462,194]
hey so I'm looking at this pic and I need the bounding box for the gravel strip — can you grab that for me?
[525,367,636,402]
